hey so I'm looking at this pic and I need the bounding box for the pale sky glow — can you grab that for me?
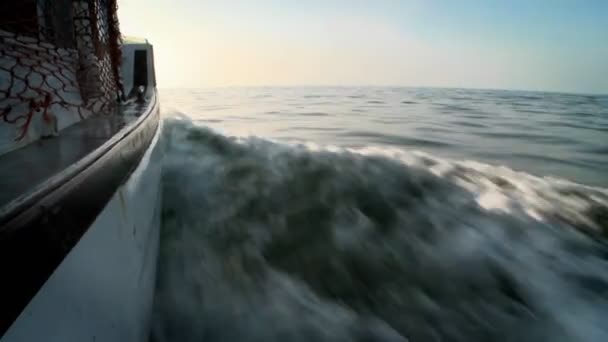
[118,0,608,93]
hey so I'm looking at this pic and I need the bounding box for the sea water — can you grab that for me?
[152,87,608,342]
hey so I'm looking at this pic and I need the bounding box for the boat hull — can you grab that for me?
[0,100,163,342]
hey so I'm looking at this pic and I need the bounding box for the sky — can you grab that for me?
[118,0,608,94]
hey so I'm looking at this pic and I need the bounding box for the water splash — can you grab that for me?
[152,117,608,342]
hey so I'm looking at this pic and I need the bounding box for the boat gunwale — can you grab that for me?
[0,92,158,227]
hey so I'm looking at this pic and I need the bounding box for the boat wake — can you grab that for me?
[152,117,608,342]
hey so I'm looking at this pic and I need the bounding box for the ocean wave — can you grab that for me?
[152,117,608,342]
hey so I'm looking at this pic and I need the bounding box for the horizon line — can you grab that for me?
[157,85,608,97]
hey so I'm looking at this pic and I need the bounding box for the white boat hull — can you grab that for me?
[1,120,163,342]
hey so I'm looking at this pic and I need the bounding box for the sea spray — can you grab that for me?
[152,117,608,342]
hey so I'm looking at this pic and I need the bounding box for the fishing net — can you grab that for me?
[0,0,122,150]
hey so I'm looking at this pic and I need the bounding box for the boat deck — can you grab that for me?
[0,99,148,222]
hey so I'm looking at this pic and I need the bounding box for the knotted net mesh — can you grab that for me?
[0,0,122,148]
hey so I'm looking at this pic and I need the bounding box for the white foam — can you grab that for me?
[154,118,608,342]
